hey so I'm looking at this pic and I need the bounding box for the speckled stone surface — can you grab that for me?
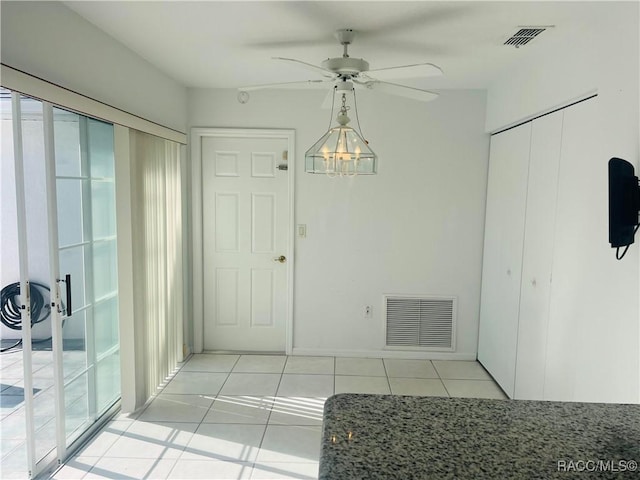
[320,394,640,479]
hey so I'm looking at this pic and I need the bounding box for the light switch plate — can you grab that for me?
[297,224,307,237]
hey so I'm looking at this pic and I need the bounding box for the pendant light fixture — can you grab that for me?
[305,86,377,176]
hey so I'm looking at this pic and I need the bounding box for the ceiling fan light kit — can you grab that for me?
[305,91,377,177]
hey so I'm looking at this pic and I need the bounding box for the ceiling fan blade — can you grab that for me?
[356,80,438,102]
[366,63,443,80]
[363,39,453,57]
[273,57,335,78]
[357,4,478,38]
[238,79,329,92]
[245,38,335,50]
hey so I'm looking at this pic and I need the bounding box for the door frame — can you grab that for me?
[191,128,295,354]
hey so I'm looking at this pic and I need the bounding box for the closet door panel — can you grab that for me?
[478,122,531,398]
[514,110,564,400]
[545,97,606,401]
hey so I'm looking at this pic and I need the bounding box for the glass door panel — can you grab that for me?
[87,118,120,416]
[20,95,58,471]
[90,181,116,239]
[61,311,87,380]
[53,107,120,444]
[96,351,120,413]
[92,240,117,300]
[56,179,84,247]
[0,88,30,479]
[64,371,90,438]
[93,298,119,356]
[53,107,93,446]
[53,108,82,178]
[87,119,115,178]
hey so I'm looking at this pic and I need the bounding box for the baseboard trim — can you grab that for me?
[291,347,477,361]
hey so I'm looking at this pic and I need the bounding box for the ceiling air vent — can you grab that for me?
[504,27,547,47]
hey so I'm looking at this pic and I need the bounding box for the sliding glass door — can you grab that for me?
[0,89,120,478]
[54,107,120,446]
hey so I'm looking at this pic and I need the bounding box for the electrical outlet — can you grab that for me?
[364,305,372,319]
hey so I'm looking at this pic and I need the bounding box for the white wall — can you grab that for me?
[189,88,489,359]
[485,3,639,402]
[1,105,54,341]
[1,1,187,132]
[0,115,19,337]
[486,2,639,144]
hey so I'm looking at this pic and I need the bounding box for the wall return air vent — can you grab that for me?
[384,295,456,351]
[504,27,550,47]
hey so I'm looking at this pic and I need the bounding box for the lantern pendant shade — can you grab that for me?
[305,124,377,176]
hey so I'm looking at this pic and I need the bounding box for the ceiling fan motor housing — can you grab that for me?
[335,28,356,45]
[322,57,369,76]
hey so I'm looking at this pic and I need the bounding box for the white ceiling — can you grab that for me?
[63,1,610,91]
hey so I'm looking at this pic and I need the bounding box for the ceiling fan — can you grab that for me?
[238,29,442,105]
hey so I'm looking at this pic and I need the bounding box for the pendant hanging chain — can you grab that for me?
[339,93,350,116]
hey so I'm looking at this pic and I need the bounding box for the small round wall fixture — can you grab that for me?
[237,91,250,104]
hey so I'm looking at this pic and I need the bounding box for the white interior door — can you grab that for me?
[201,134,290,351]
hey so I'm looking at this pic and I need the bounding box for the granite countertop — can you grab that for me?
[319,394,640,479]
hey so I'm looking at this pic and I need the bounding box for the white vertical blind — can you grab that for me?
[130,130,184,398]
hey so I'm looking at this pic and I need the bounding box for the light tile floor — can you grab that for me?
[48,355,505,479]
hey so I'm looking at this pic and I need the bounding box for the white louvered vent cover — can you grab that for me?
[385,296,456,350]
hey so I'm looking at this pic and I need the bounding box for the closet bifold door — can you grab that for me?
[477,122,532,398]
[514,110,564,400]
[545,97,601,402]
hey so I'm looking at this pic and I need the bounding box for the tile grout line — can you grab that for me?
[212,354,241,399]
[431,360,452,398]
[381,359,392,395]
[251,354,287,473]
[179,354,257,474]
[333,357,336,396]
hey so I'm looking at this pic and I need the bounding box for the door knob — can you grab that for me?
[273,255,286,263]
